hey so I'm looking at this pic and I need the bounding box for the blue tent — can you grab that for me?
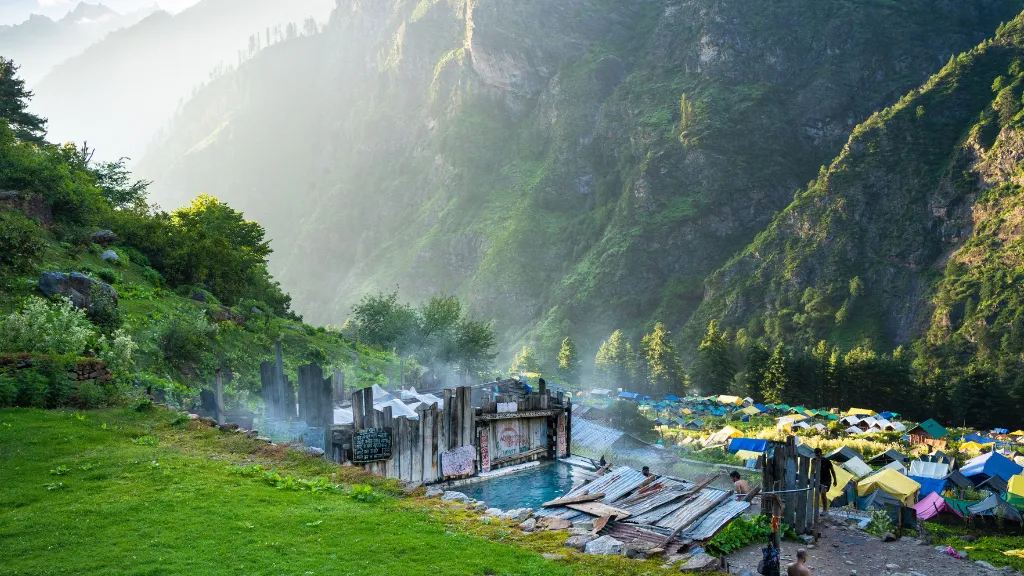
[879,411,894,420]
[961,451,1023,484]
[728,438,768,453]
[964,432,997,445]
[753,403,767,412]
[618,391,639,400]
[910,475,947,498]
[664,395,680,402]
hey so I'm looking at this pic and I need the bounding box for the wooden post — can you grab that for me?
[411,414,422,483]
[419,403,434,483]
[565,395,572,457]
[783,437,797,529]
[382,406,395,478]
[452,387,464,447]
[796,452,809,534]
[333,368,344,404]
[461,386,474,448]
[214,368,224,425]
[443,389,454,449]
[352,388,364,431]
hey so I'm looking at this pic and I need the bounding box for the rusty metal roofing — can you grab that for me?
[570,418,625,455]
[654,487,732,530]
[680,499,750,541]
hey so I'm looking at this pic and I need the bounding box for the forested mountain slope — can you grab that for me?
[30,0,333,161]
[139,0,1023,363]
[693,14,1024,423]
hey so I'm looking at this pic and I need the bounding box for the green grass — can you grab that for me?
[0,407,684,576]
[927,523,1024,571]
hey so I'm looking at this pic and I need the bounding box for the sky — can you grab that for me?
[0,0,203,25]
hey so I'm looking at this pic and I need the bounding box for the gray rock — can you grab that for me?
[250,306,264,315]
[622,542,657,560]
[0,190,20,200]
[886,564,900,570]
[424,486,444,498]
[100,250,119,263]
[799,534,815,545]
[882,532,897,542]
[976,561,997,570]
[568,526,591,536]
[680,552,720,572]
[192,291,208,303]
[503,508,532,522]
[564,534,596,551]
[471,501,487,512]
[541,553,561,560]
[38,271,118,310]
[90,230,117,245]
[441,491,470,503]
[478,516,492,524]
[484,508,503,516]
[584,535,623,555]
[519,518,537,532]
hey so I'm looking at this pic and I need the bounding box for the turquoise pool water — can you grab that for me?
[459,462,576,510]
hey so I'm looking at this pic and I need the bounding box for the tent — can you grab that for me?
[945,469,973,491]
[961,451,1024,484]
[909,460,950,480]
[717,395,744,406]
[856,489,919,529]
[827,464,856,501]
[910,475,947,497]
[754,403,767,412]
[968,493,1023,522]
[618,391,640,400]
[842,457,873,478]
[880,460,907,475]
[1007,475,1024,506]
[868,449,908,467]
[739,406,761,416]
[857,468,921,506]
[663,395,680,402]
[826,446,863,463]
[728,438,768,453]
[845,407,876,417]
[978,475,1009,495]
[913,492,963,521]
[959,441,986,453]
[736,449,762,463]
[964,432,997,445]
[1012,431,1024,437]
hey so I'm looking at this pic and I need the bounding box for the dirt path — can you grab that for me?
[723,516,1012,576]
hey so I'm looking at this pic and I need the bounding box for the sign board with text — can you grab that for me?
[353,427,392,463]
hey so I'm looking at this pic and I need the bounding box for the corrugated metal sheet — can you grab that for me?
[680,499,750,540]
[570,418,625,454]
[535,466,647,519]
[653,487,731,530]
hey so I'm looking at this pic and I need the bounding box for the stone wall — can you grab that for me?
[0,354,112,383]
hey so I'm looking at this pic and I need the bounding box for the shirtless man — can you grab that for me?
[787,549,810,576]
[730,471,750,495]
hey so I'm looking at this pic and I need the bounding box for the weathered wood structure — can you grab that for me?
[760,436,820,538]
[331,380,571,484]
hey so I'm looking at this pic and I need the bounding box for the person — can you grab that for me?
[815,448,836,515]
[598,455,607,467]
[730,470,750,495]
[787,548,810,576]
[641,466,651,477]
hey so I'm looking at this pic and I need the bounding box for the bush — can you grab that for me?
[87,285,122,331]
[0,297,95,356]
[0,210,45,273]
[0,360,106,409]
[98,329,138,380]
[159,308,215,367]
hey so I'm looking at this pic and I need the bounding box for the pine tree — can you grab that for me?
[692,320,735,395]
[595,330,637,389]
[509,346,541,375]
[557,336,580,384]
[641,322,685,396]
[743,341,770,403]
[0,58,47,144]
[762,343,790,404]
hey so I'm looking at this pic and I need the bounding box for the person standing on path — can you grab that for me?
[815,448,836,515]
[787,549,811,576]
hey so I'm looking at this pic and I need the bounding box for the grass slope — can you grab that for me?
[0,407,681,576]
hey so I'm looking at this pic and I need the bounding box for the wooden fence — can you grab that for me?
[761,436,820,537]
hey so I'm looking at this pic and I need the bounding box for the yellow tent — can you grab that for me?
[681,408,692,415]
[784,413,810,422]
[718,425,743,439]
[1011,430,1024,437]
[827,464,855,502]
[740,406,761,416]
[717,395,744,406]
[845,407,876,416]
[736,449,762,461]
[856,468,921,506]
[959,441,985,453]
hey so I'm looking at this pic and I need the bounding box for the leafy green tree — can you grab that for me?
[641,322,685,396]
[351,290,417,350]
[595,330,637,389]
[557,336,580,384]
[0,57,46,143]
[762,343,790,404]
[92,157,151,210]
[692,320,735,395]
[509,346,541,375]
[454,317,497,376]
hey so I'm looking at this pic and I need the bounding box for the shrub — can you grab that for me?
[87,285,122,331]
[0,297,95,356]
[0,210,45,273]
[98,329,138,380]
[159,308,215,367]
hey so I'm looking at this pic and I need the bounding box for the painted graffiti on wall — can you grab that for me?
[557,414,567,457]
[441,445,476,477]
[479,428,491,473]
[494,421,530,459]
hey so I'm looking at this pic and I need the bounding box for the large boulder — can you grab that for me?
[100,250,119,263]
[584,535,624,556]
[441,491,470,504]
[680,553,721,572]
[90,230,118,245]
[564,534,596,551]
[38,272,117,310]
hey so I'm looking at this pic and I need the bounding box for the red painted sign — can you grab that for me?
[557,414,567,457]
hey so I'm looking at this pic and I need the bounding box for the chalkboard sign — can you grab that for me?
[353,427,393,463]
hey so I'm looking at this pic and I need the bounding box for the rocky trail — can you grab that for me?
[723,516,1016,576]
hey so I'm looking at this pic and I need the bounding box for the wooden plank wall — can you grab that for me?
[760,436,818,536]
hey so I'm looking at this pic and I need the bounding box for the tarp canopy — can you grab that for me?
[961,451,1024,483]
[979,475,1008,495]
[857,468,921,506]
[728,438,768,453]
[842,457,873,478]
[618,391,639,399]
[910,475,947,497]
[845,407,876,416]
[827,464,856,502]
[913,492,962,521]
[945,469,973,490]
[663,395,680,402]
[968,493,1023,522]
[909,460,950,480]
[1012,431,1024,437]
[826,446,864,463]
[754,403,767,412]
[857,488,904,510]
[880,460,907,475]
[964,433,997,445]
[959,441,986,453]
[739,406,761,416]
[1007,475,1024,506]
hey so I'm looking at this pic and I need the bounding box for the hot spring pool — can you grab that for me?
[458,462,577,510]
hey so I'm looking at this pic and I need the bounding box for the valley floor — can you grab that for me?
[0,407,677,576]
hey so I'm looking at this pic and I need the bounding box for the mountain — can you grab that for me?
[138,0,1024,364]
[29,0,334,161]
[692,13,1024,419]
[0,3,156,85]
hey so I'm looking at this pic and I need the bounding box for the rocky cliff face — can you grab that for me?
[139,0,1024,363]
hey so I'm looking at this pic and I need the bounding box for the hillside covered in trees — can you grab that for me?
[138,0,1024,369]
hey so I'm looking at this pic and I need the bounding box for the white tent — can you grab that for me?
[842,456,873,478]
[909,460,951,479]
[880,460,907,474]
